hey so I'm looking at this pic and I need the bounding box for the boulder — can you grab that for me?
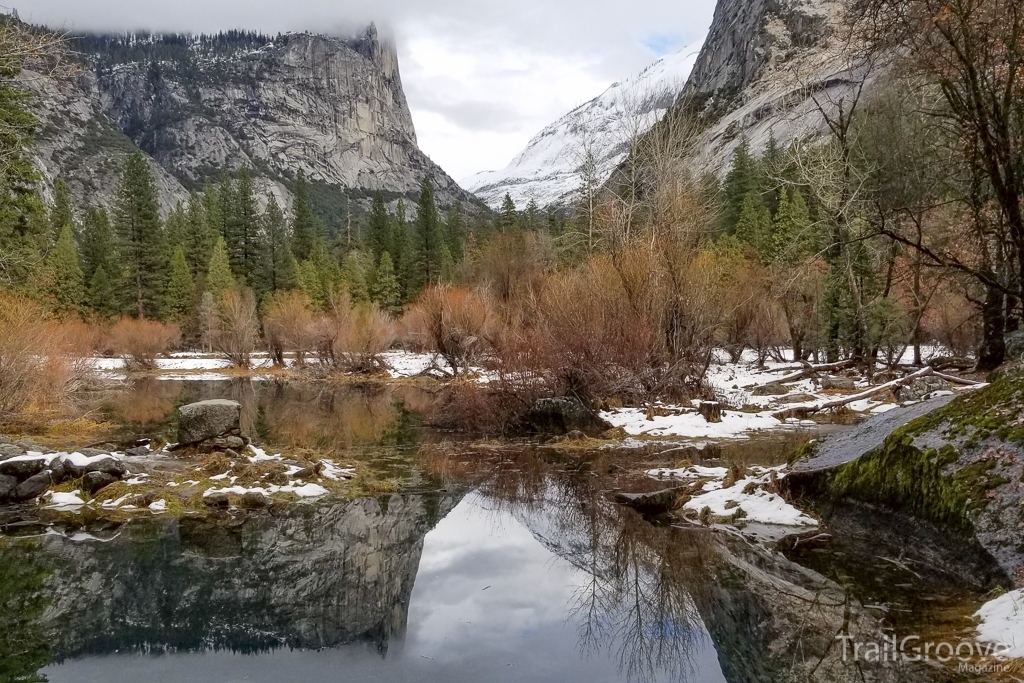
[203,492,230,508]
[49,458,71,485]
[76,447,109,458]
[614,488,686,515]
[211,436,246,450]
[822,376,856,391]
[520,397,613,436]
[752,383,789,396]
[898,376,951,402]
[240,491,270,508]
[1006,330,1024,361]
[0,457,47,479]
[83,471,118,494]
[125,445,151,457]
[12,471,51,501]
[177,400,242,445]
[85,457,127,479]
[0,474,17,501]
[0,444,23,459]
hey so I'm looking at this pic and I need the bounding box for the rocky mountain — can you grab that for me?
[462,47,699,210]
[465,0,868,210]
[23,25,477,218]
[681,0,870,176]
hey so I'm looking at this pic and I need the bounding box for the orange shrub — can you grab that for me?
[263,290,318,366]
[401,285,493,376]
[212,289,260,368]
[0,294,89,411]
[316,292,396,374]
[109,318,180,371]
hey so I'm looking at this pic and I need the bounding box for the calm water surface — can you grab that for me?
[0,379,994,682]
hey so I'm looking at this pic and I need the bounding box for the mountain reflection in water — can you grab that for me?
[22,489,726,683]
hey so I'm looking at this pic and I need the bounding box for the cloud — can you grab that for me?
[21,0,715,182]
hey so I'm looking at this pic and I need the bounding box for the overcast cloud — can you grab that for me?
[21,0,715,180]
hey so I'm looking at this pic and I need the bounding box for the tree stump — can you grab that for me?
[698,401,722,423]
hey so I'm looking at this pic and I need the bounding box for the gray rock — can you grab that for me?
[12,471,51,501]
[49,458,71,485]
[76,447,109,458]
[0,434,10,445]
[0,474,17,501]
[85,457,127,479]
[899,376,951,402]
[14,439,47,453]
[211,436,245,450]
[83,471,118,494]
[125,445,151,457]
[822,376,856,391]
[240,491,270,509]
[1004,330,1024,361]
[752,383,789,396]
[614,488,685,515]
[776,393,818,404]
[520,397,613,436]
[0,444,24,459]
[292,467,315,480]
[0,457,47,479]
[203,492,230,508]
[177,400,242,445]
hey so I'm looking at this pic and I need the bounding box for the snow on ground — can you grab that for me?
[601,404,816,439]
[975,590,1024,659]
[43,491,86,509]
[203,482,329,499]
[647,464,817,528]
[383,350,435,378]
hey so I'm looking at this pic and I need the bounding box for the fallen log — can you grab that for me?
[759,359,857,385]
[771,367,983,419]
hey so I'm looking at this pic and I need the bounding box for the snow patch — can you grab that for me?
[975,590,1024,659]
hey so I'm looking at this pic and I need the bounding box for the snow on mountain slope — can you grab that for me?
[463,47,699,210]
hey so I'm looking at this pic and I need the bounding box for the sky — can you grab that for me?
[20,0,716,181]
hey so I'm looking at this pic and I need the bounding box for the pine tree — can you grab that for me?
[261,195,296,293]
[89,265,119,317]
[367,192,392,259]
[523,198,540,232]
[444,201,465,262]
[227,167,260,286]
[164,245,194,320]
[114,152,165,318]
[771,187,813,264]
[184,192,214,277]
[79,205,114,281]
[45,224,84,315]
[341,251,369,303]
[735,189,773,260]
[290,170,317,261]
[49,178,75,241]
[206,235,235,297]
[439,242,456,282]
[498,193,518,232]
[413,176,443,289]
[392,199,413,298]
[202,180,224,241]
[722,138,760,234]
[371,251,402,314]
[164,202,187,252]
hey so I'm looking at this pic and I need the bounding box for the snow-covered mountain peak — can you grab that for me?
[463,46,699,210]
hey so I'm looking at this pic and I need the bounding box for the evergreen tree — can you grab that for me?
[370,251,402,314]
[79,205,115,282]
[722,138,760,234]
[444,201,465,262]
[290,170,318,261]
[89,265,120,317]
[413,176,443,289]
[261,195,296,293]
[202,180,224,241]
[216,170,236,240]
[523,198,540,232]
[734,189,773,260]
[340,251,369,303]
[206,235,235,297]
[164,202,187,252]
[184,192,214,277]
[367,192,392,259]
[297,237,341,309]
[391,199,413,298]
[226,167,260,286]
[771,187,813,264]
[163,245,194,320]
[44,224,84,315]
[439,242,456,282]
[498,193,518,232]
[114,152,165,318]
[48,178,75,241]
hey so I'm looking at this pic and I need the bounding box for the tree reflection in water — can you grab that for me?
[424,445,710,683]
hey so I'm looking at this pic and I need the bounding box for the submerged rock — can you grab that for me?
[789,371,1024,586]
[520,397,612,436]
[177,399,242,445]
[614,487,686,515]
